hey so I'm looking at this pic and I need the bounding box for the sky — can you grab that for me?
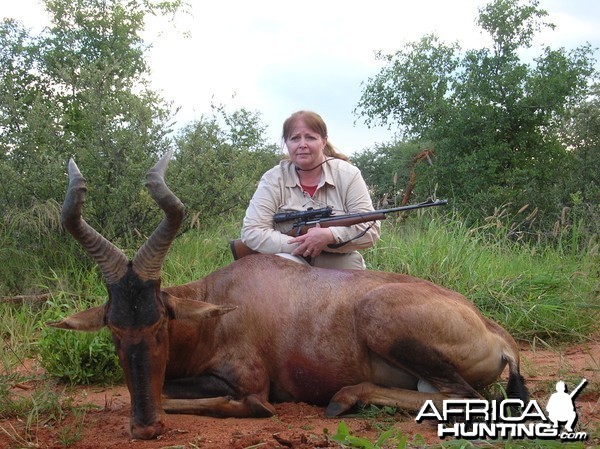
[3,0,600,154]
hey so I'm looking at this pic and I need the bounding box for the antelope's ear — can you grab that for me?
[162,292,236,322]
[46,305,106,332]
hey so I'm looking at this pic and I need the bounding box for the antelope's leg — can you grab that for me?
[163,394,275,418]
[325,382,448,417]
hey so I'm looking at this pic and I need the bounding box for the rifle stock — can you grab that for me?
[229,239,260,260]
[229,199,447,260]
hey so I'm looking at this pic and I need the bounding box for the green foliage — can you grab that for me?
[558,85,600,232]
[0,376,91,447]
[38,325,122,385]
[0,1,182,286]
[356,34,459,139]
[0,1,281,295]
[169,105,281,228]
[329,420,590,448]
[352,141,436,207]
[0,199,68,295]
[0,303,43,373]
[364,212,599,343]
[36,0,178,237]
[356,0,598,234]
[162,221,240,284]
[38,294,123,385]
[332,420,402,449]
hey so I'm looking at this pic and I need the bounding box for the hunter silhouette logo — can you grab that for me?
[415,378,589,441]
[546,379,587,434]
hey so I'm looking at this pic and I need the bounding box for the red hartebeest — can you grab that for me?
[49,153,528,440]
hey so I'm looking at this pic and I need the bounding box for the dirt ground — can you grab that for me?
[1,337,598,448]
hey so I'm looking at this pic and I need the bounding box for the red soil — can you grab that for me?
[1,337,598,448]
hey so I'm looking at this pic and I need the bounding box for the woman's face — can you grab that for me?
[285,119,326,170]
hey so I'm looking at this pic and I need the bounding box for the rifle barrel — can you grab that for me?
[569,378,587,399]
[376,199,448,215]
[297,199,448,227]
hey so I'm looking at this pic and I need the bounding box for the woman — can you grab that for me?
[241,111,380,269]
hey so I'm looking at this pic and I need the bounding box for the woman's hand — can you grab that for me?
[289,224,335,258]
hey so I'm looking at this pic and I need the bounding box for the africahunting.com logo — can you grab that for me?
[416,379,588,442]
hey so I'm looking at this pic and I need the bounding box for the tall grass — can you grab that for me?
[162,219,241,285]
[365,211,598,343]
[0,304,43,374]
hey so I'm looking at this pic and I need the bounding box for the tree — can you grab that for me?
[41,0,184,236]
[560,85,600,201]
[0,0,184,293]
[356,0,597,229]
[0,19,64,207]
[170,106,281,228]
[352,141,435,207]
[557,85,600,235]
[0,0,183,239]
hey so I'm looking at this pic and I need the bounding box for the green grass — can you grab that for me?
[0,303,43,373]
[162,220,240,284]
[0,381,91,447]
[365,213,598,343]
[330,419,591,448]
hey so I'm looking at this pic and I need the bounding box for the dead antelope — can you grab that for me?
[49,152,528,440]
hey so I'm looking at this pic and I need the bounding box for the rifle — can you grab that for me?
[229,199,448,260]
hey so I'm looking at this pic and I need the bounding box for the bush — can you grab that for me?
[38,294,123,385]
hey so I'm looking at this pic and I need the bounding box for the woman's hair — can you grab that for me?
[282,111,348,161]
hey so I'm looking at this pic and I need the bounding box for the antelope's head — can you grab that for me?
[48,153,230,439]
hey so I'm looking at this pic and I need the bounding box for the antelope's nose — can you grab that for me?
[130,419,165,440]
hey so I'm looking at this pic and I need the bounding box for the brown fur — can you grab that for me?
[52,252,527,440]
[161,255,525,421]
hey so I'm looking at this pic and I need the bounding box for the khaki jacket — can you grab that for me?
[241,158,381,256]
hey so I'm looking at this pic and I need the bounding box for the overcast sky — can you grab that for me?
[3,0,600,154]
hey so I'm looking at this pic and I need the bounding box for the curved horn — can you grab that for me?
[62,159,129,284]
[133,151,184,281]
